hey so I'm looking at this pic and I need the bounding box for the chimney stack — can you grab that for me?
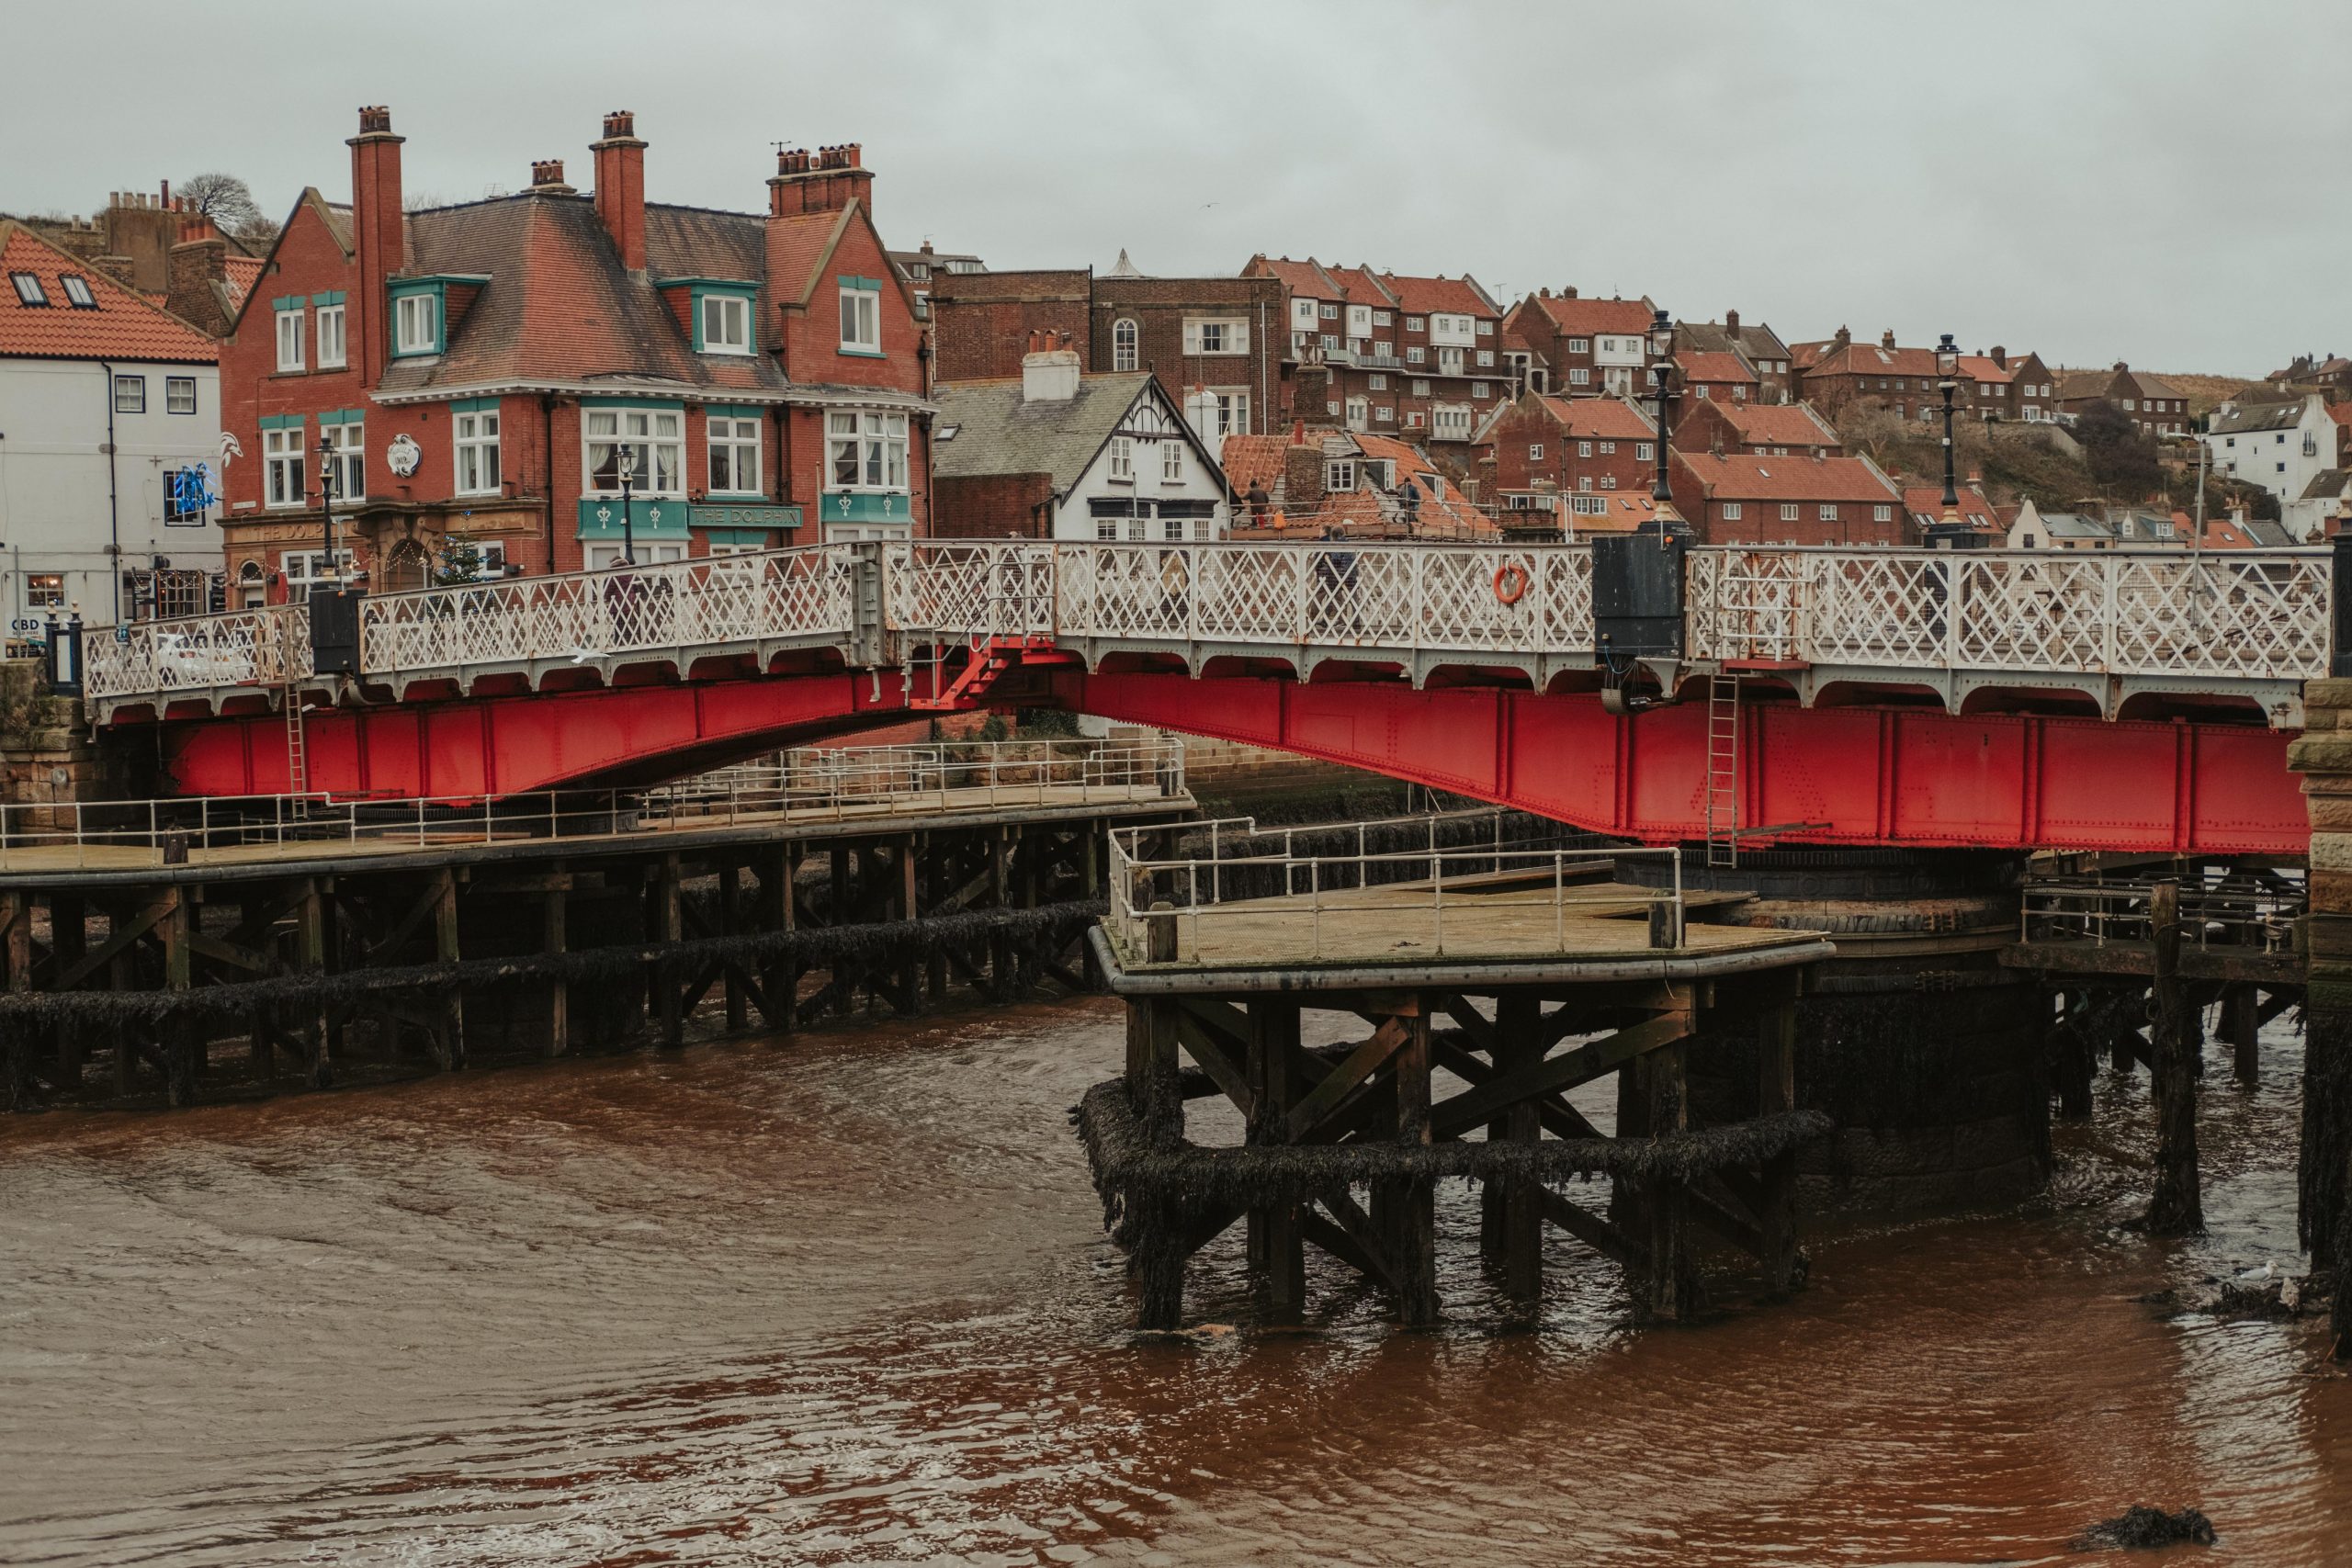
[1990,344,2007,369]
[528,158,575,196]
[1881,329,1897,350]
[168,216,233,336]
[1022,329,1080,404]
[592,110,648,273]
[1834,325,1851,351]
[1724,308,1740,339]
[348,105,406,387]
[767,142,875,220]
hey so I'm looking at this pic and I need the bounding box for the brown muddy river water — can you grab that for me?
[1,998,2346,1566]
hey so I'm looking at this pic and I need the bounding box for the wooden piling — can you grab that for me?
[2147,879,2202,1235]
[1246,998,1306,1325]
[2227,986,2260,1089]
[1758,998,1801,1293]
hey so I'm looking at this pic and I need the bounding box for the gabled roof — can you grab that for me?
[2124,367,2188,400]
[1324,264,1396,309]
[1218,433,1291,494]
[1535,394,1657,440]
[1953,355,2012,386]
[934,371,1227,500]
[2300,468,2352,502]
[2039,513,2112,539]
[1247,254,1346,300]
[1676,350,1757,385]
[1378,271,1495,318]
[1674,449,1900,504]
[0,220,217,363]
[2208,398,2312,435]
[1804,341,1944,379]
[1678,317,1792,362]
[1902,485,2000,533]
[1703,401,1839,447]
[1525,292,1654,336]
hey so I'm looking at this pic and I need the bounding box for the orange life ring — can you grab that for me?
[1493,562,1531,605]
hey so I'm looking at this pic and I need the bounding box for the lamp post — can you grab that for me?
[315,430,339,590]
[617,448,638,568]
[1643,309,1690,540]
[1927,333,1971,549]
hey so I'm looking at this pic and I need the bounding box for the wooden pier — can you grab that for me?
[1075,825,1833,1330]
[0,742,1193,1111]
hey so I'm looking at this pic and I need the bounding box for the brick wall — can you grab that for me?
[934,472,1055,538]
[931,270,1090,382]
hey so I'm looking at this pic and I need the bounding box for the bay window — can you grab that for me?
[585,406,684,494]
[707,413,763,493]
[827,410,909,491]
[455,407,502,495]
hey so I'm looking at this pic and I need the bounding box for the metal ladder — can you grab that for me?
[1703,671,1740,869]
[283,679,309,801]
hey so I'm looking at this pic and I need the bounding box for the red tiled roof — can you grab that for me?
[1529,293,1653,335]
[1564,492,1660,535]
[1218,433,1291,491]
[2326,402,2352,428]
[1535,395,1656,440]
[220,254,266,309]
[1675,450,1899,504]
[1676,350,1756,385]
[1953,355,2013,385]
[1708,402,1838,446]
[1805,341,1944,379]
[0,222,217,363]
[1901,486,1999,532]
[1248,254,1344,300]
[1379,271,1489,319]
[1324,264,1395,308]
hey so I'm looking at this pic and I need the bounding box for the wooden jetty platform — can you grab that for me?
[1075,823,1835,1330]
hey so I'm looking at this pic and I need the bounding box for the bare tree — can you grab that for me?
[177,172,274,241]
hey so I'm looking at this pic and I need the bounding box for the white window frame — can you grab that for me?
[1529,444,1544,461]
[584,406,686,496]
[315,303,346,369]
[1113,318,1138,371]
[707,412,763,494]
[276,306,305,371]
[321,421,363,500]
[61,274,96,308]
[1210,389,1250,439]
[1873,504,1892,522]
[1818,503,1837,522]
[393,293,437,356]
[165,376,198,415]
[838,285,881,354]
[1568,367,1590,387]
[9,272,47,306]
[1327,459,1357,491]
[1780,502,1799,522]
[112,374,144,414]
[827,410,910,492]
[455,408,503,496]
[1369,374,1387,391]
[1108,436,1135,481]
[279,547,356,604]
[1723,502,1743,520]
[1160,438,1183,483]
[264,426,304,509]
[700,293,752,355]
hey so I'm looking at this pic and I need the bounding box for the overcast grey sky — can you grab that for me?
[7,1,2344,376]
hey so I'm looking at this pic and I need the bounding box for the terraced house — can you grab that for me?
[217,107,931,604]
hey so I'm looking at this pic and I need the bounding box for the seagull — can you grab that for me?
[568,647,604,665]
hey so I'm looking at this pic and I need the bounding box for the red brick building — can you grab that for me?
[2056,362,2191,438]
[1671,398,1841,457]
[1667,448,1905,546]
[1674,310,1794,403]
[1796,329,2058,429]
[928,265,1283,444]
[1674,350,1758,407]
[218,107,931,603]
[1240,254,1507,451]
[1498,289,1657,399]
[1476,393,1657,512]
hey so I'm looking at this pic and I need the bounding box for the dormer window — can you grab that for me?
[9,273,46,306]
[394,290,439,356]
[698,291,752,355]
[60,274,96,309]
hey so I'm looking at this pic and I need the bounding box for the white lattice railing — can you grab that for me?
[86,541,2333,707]
[360,545,857,674]
[85,604,313,701]
[1687,547,2330,680]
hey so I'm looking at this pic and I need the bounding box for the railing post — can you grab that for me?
[2101,555,2120,674]
[2331,530,2352,677]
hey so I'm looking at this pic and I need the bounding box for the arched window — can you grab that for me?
[1113,318,1138,371]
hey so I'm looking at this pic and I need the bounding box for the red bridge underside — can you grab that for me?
[144,667,2309,856]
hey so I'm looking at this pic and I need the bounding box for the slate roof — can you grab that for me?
[933,371,1166,491]
[2207,398,2309,435]
[0,220,217,363]
[1677,317,1792,363]
[2300,468,2352,502]
[2039,513,2112,540]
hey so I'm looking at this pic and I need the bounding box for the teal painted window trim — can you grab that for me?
[688,280,760,355]
[258,413,305,431]
[389,279,445,358]
[655,276,760,290]
[309,289,346,307]
[576,497,693,541]
[272,295,303,312]
[316,408,365,426]
[581,395,687,412]
[820,490,910,523]
[451,396,500,414]
[839,347,888,359]
[840,275,883,291]
[704,403,765,419]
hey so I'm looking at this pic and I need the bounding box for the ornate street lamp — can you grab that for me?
[1927,333,1971,549]
[316,430,339,591]
[617,447,638,568]
[1643,309,1690,539]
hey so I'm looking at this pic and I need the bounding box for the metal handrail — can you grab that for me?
[0,737,1188,871]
